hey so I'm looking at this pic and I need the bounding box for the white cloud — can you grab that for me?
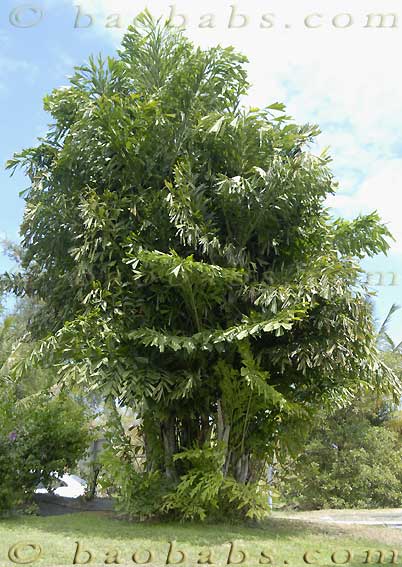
[327,159,402,252]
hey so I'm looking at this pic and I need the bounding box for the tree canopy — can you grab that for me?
[3,12,400,519]
[0,295,92,515]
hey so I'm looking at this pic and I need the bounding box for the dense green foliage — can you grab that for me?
[98,408,172,519]
[100,413,267,520]
[277,395,402,509]
[4,13,400,519]
[277,307,402,510]
[0,388,91,515]
[0,298,93,515]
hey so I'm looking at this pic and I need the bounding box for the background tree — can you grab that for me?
[276,303,402,510]
[276,393,402,510]
[0,297,93,515]
[0,387,92,515]
[3,13,400,519]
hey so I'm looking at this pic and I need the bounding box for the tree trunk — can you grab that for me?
[143,428,154,472]
[199,415,210,445]
[234,453,249,483]
[217,399,231,476]
[161,415,178,482]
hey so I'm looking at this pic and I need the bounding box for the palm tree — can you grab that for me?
[377,303,402,352]
[375,303,402,426]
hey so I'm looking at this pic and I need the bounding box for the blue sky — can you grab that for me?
[1,0,401,341]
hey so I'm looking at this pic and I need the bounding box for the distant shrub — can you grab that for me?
[278,407,402,509]
[0,389,91,515]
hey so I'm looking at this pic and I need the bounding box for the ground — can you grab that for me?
[0,512,401,566]
[275,508,402,527]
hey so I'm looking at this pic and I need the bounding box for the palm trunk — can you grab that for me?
[161,415,178,482]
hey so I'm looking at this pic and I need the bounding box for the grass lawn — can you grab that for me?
[0,512,401,567]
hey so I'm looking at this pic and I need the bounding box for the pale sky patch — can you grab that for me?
[328,159,402,252]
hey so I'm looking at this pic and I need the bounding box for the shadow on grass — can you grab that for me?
[0,512,332,545]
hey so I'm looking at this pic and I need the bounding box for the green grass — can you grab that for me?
[0,512,400,567]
